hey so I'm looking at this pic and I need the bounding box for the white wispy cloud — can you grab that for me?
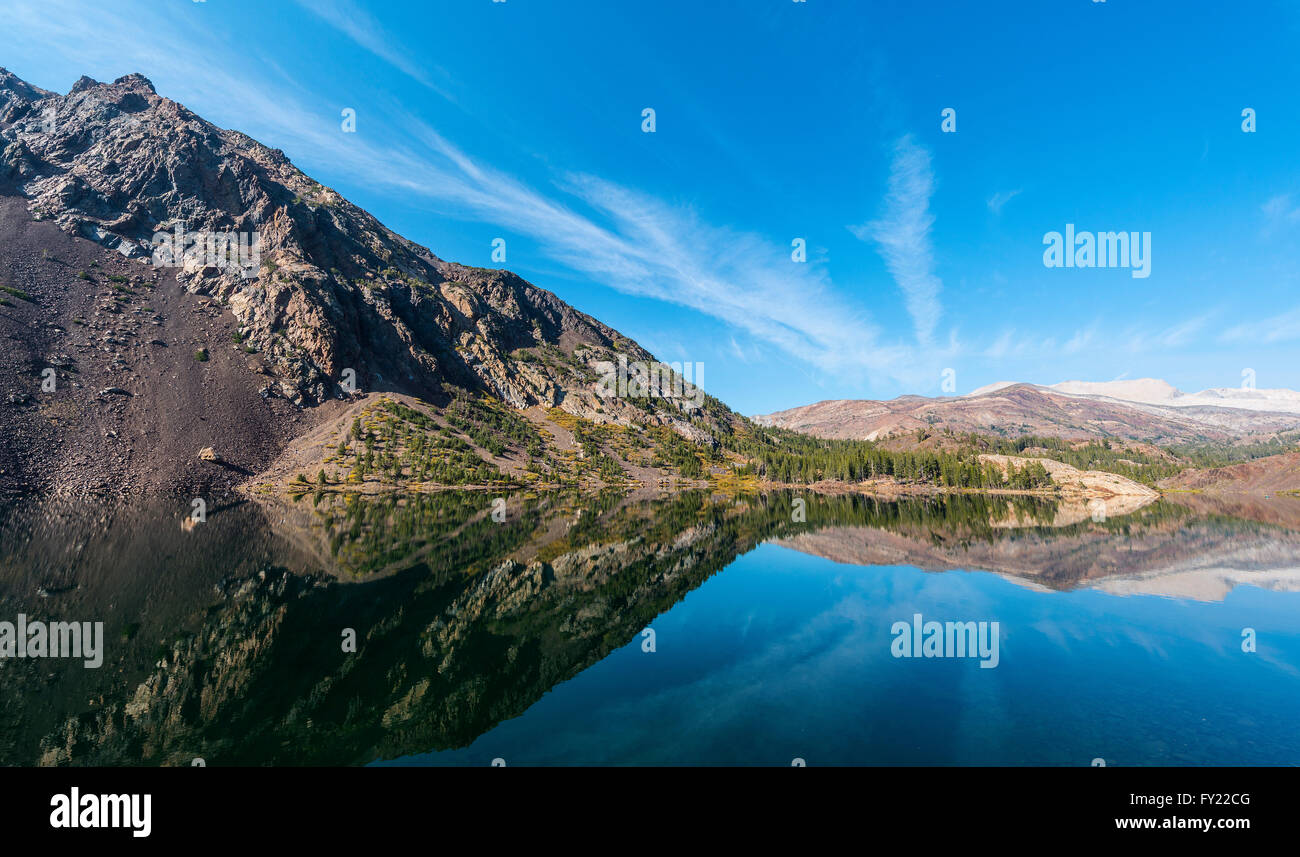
[2,0,913,381]
[850,134,943,346]
[980,316,1213,362]
[1263,194,1300,221]
[1262,193,1300,236]
[287,0,457,101]
[557,174,905,374]
[1125,313,1214,351]
[1062,325,1096,355]
[986,188,1021,215]
[365,120,907,373]
[1221,306,1300,344]
[982,329,1053,360]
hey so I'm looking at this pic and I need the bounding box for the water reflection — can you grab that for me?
[1,488,1297,765]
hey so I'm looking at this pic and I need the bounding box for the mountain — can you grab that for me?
[973,377,1300,415]
[0,70,733,497]
[755,381,1300,446]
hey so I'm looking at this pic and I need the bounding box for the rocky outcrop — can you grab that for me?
[0,69,717,437]
[978,454,1159,501]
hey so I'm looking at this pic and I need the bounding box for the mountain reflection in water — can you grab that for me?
[2,489,1298,766]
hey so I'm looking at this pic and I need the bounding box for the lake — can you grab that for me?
[2,489,1298,766]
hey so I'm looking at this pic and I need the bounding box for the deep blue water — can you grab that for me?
[383,542,1300,766]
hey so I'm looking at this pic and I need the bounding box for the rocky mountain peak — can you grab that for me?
[0,67,53,102]
[111,73,157,94]
[0,68,697,427]
[68,74,101,94]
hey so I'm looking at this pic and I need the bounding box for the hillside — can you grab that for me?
[0,70,737,497]
[1159,450,1300,494]
[755,382,1300,446]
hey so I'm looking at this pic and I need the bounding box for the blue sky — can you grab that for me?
[4,0,1300,414]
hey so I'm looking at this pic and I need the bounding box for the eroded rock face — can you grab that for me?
[0,69,697,431]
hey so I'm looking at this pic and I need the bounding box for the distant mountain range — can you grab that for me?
[975,378,1300,415]
[755,379,1300,446]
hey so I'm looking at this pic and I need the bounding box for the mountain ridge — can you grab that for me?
[968,377,1300,415]
[755,380,1300,445]
[0,69,737,497]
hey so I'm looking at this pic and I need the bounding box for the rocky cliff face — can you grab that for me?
[0,70,705,413]
[0,69,732,495]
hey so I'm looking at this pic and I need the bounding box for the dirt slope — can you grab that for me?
[0,193,342,498]
[1159,450,1300,494]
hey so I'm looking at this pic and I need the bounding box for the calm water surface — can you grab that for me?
[389,542,1300,766]
[2,490,1297,766]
